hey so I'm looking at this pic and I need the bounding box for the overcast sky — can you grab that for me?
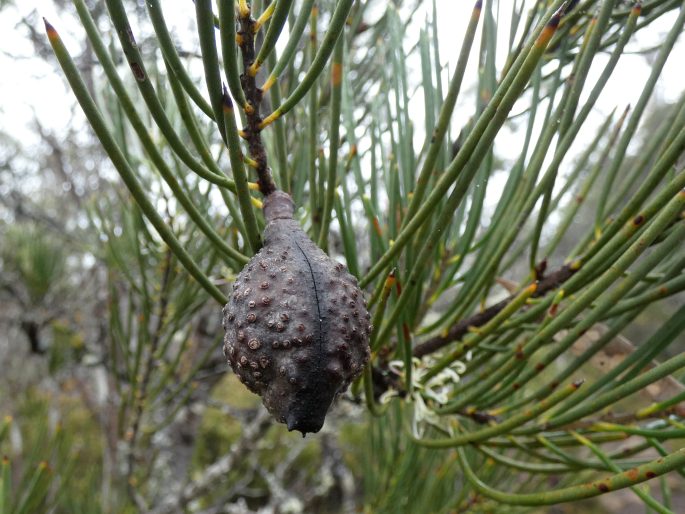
[1,1,684,196]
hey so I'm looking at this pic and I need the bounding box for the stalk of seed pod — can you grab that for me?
[222,191,371,435]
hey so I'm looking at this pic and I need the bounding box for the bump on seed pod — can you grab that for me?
[222,191,371,435]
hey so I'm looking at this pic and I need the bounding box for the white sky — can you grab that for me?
[1,1,684,194]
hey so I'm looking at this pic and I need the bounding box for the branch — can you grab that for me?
[237,8,277,196]
[150,409,272,514]
[126,249,173,482]
[413,262,578,358]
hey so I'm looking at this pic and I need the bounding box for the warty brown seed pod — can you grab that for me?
[222,191,371,435]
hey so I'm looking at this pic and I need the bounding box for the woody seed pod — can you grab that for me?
[222,191,371,435]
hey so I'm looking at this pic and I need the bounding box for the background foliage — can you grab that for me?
[1,0,685,512]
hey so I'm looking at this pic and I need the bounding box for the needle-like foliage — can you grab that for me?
[35,0,685,510]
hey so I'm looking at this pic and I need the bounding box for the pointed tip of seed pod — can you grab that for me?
[43,18,58,39]
[286,411,323,436]
[474,0,483,10]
